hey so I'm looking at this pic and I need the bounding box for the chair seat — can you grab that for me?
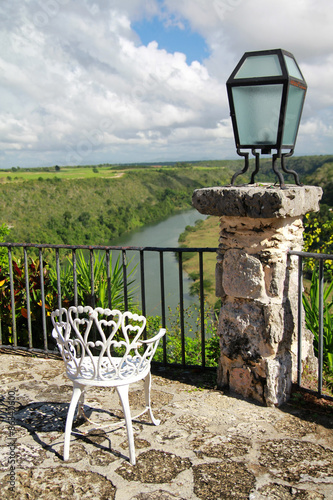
[66,355,150,387]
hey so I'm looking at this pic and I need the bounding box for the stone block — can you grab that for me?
[217,355,265,404]
[263,259,285,298]
[264,355,293,406]
[218,299,275,359]
[222,249,266,300]
[215,262,225,298]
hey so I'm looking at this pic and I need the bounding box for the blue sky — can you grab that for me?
[0,0,332,169]
[132,17,209,64]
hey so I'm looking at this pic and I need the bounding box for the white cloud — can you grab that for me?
[0,0,332,168]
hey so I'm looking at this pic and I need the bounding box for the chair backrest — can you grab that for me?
[51,306,164,382]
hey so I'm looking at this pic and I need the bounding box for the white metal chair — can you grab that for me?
[51,305,166,465]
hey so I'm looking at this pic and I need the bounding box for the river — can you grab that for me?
[109,209,207,319]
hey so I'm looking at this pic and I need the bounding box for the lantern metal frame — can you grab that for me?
[226,48,307,188]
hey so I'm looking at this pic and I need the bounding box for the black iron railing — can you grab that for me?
[289,249,333,398]
[1,242,332,397]
[0,242,218,369]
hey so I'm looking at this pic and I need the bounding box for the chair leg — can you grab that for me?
[144,371,160,426]
[64,383,84,461]
[77,389,86,419]
[116,384,136,466]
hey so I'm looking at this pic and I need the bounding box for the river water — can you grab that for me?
[109,209,207,318]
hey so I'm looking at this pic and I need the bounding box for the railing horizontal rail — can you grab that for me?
[289,249,333,260]
[0,242,218,253]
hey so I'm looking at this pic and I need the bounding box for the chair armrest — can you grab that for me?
[138,328,166,346]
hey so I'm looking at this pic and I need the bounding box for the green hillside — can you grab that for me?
[1,156,332,245]
[0,166,231,245]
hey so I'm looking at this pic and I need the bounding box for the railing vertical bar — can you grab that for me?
[39,248,48,351]
[318,259,324,396]
[159,251,167,365]
[56,249,62,313]
[72,249,78,309]
[178,251,185,367]
[140,250,146,317]
[297,255,303,386]
[106,250,112,309]
[24,247,33,349]
[122,250,128,311]
[8,247,17,346]
[90,249,95,308]
[89,249,97,343]
[199,251,206,368]
[140,250,147,340]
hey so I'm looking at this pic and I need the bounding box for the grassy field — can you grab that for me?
[0,165,125,183]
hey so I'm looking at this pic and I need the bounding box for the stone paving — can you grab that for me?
[0,351,332,499]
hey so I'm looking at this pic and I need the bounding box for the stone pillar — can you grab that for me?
[192,184,322,406]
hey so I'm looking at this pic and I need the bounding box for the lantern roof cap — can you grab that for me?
[228,48,306,86]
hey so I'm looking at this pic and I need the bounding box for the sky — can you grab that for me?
[0,0,333,169]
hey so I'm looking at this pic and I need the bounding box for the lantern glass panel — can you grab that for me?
[284,55,303,80]
[235,54,282,79]
[282,85,306,146]
[232,84,283,145]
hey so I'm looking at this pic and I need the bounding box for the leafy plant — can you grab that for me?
[0,256,50,346]
[0,250,138,348]
[154,303,219,367]
[303,211,333,278]
[47,257,75,309]
[66,250,137,310]
[302,269,333,372]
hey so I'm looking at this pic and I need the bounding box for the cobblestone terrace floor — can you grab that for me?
[0,351,333,500]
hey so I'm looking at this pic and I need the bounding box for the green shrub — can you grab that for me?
[154,303,219,367]
[303,269,333,373]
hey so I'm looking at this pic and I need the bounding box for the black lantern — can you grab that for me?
[226,48,307,188]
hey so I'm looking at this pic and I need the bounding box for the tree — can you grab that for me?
[63,211,72,224]
[78,212,91,225]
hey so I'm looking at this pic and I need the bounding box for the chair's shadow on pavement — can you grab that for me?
[0,400,128,461]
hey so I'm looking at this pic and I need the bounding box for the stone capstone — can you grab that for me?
[192,184,322,218]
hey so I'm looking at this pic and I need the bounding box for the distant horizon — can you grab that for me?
[1,152,333,171]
